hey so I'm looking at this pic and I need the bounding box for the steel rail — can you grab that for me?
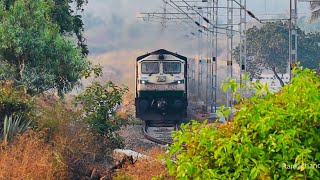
[142,123,176,145]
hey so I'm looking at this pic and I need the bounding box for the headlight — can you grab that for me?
[141,80,146,84]
[177,81,181,84]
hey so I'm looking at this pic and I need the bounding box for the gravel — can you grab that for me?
[118,125,161,150]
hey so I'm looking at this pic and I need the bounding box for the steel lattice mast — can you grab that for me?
[227,0,234,108]
[198,7,203,99]
[205,0,210,109]
[211,0,218,113]
[161,0,167,32]
[289,0,298,81]
[239,0,247,88]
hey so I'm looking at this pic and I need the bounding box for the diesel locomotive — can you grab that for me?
[135,49,190,124]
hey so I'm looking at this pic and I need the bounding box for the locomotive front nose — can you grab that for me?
[173,100,183,109]
[139,100,149,113]
[157,99,167,110]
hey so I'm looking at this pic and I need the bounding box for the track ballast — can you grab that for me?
[142,122,177,145]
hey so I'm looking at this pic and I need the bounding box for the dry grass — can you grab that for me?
[115,147,174,180]
[0,130,67,180]
[0,90,120,179]
[34,95,108,179]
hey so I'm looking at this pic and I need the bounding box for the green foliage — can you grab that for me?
[74,81,128,146]
[0,81,34,146]
[2,0,88,55]
[48,0,89,55]
[0,82,33,119]
[113,174,133,180]
[165,68,320,179]
[81,63,103,79]
[0,60,15,80]
[2,115,32,144]
[0,0,90,95]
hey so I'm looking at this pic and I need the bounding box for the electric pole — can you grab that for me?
[211,0,218,113]
[239,0,247,88]
[161,0,167,32]
[227,0,234,108]
[289,0,298,81]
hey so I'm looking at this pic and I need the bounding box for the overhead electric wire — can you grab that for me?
[168,0,198,23]
[162,0,217,34]
[141,0,272,34]
[232,0,261,23]
[159,4,206,34]
[179,0,240,33]
[162,0,201,30]
[141,0,285,35]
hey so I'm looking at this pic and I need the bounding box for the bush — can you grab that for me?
[2,115,32,144]
[74,81,128,147]
[0,82,33,117]
[165,68,320,179]
[0,82,33,132]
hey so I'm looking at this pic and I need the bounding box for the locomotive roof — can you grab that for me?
[136,49,187,61]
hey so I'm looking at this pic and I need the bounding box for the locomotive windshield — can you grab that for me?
[141,62,159,74]
[163,62,181,74]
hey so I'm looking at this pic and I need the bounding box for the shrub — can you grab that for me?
[74,81,128,147]
[2,115,32,144]
[0,82,33,117]
[0,82,33,133]
[165,68,320,179]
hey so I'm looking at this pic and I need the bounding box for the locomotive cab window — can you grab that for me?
[163,62,181,74]
[141,62,160,74]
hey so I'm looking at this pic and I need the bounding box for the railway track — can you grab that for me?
[142,123,178,145]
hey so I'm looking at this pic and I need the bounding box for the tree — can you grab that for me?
[1,0,89,55]
[234,21,288,86]
[234,21,320,86]
[48,0,89,56]
[0,0,90,95]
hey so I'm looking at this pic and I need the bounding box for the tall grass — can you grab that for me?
[0,130,68,179]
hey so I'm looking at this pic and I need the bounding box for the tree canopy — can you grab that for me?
[1,0,88,55]
[0,0,90,95]
[234,21,320,83]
